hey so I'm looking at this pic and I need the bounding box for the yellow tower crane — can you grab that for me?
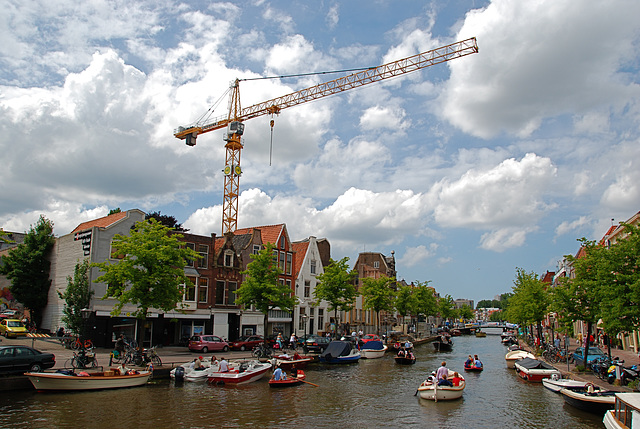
[174,37,478,234]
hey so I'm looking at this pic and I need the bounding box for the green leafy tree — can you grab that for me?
[458,304,474,321]
[236,242,297,340]
[58,259,94,335]
[489,310,504,322]
[413,281,437,321]
[108,208,122,215]
[0,215,55,327]
[505,268,549,342]
[395,284,416,318]
[92,218,200,347]
[0,228,13,244]
[313,257,358,335]
[438,294,457,324]
[360,276,396,335]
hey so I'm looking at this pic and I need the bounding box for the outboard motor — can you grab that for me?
[174,366,185,382]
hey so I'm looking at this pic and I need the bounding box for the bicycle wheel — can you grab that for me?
[152,355,162,367]
[71,356,85,369]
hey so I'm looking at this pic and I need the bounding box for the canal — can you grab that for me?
[0,334,603,428]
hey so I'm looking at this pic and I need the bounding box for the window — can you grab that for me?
[272,249,278,263]
[373,261,379,269]
[304,280,310,298]
[318,309,324,331]
[310,260,316,275]
[216,280,225,305]
[185,276,196,302]
[185,243,195,267]
[198,244,208,269]
[279,251,285,269]
[224,250,234,267]
[286,253,292,275]
[279,236,285,249]
[228,282,237,305]
[299,308,306,330]
[252,245,261,254]
[198,278,208,303]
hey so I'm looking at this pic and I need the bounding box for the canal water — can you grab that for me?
[0,334,603,428]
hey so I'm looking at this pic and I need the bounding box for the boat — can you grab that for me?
[268,370,306,388]
[417,370,465,401]
[603,392,640,429]
[514,357,561,382]
[501,336,518,346]
[505,349,535,369]
[207,360,272,385]
[451,329,462,336]
[560,386,616,415]
[541,374,589,392]
[433,334,453,351]
[359,340,388,359]
[464,363,483,372]
[394,353,416,365]
[475,330,487,337]
[25,368,151,391]
[319,341,361,364]
[270,352,313,369]
[170,359,224,382]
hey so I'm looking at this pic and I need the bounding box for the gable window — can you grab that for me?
[252,244,261,254]
[304,280,310,298]
[198,277,208,303]
[198,244,208,269]
[224,250,234,267]
[279,236,285,249]
[373,261,380,269]
[185,243,195,267]
[185,276,196,302]
[310,260,316,275]
[216,280,225,305]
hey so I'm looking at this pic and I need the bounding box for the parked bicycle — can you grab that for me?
[67,347,99,369]
[252,343,273,359]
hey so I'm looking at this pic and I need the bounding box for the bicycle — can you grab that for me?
[68,347,99,369]
[252,343,273,359]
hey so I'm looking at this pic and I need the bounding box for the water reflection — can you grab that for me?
[0,334,603,428]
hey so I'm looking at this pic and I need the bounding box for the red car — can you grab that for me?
[188,335,229,353]
[229,335,264,351]
[361,334,381,344]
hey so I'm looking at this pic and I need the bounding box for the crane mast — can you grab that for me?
[175,37,478,234]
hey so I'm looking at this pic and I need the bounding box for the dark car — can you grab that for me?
[229,335,264,351]
[188,335,229,353]
[0,345,56,374]
[303,335,332,353]
[572,346,606,367]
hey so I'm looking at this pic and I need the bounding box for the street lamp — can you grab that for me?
[80,308,91,361]
[301,314,308,342]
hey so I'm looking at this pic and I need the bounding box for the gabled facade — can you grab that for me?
[291,236,330,338]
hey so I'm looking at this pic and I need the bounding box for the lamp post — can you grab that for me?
[302,314,308,342]
[80,308,91,363]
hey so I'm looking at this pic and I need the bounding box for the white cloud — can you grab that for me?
[479,227,535,252]
[399,243,438,268]
[326,4,339,30]
[555,216,590,236]
[359,106,407,131]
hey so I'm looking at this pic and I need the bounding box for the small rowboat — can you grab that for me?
[464,364,483,372]
[26,368,151,391]
[394,355,416,365]
[268,370,306,388]
[418,371,465,401]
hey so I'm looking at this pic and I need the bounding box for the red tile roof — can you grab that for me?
[291,241,309,278]
[71,211,128,233]
[234,224,286,246]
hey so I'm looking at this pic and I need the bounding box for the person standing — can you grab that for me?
[436,361,450,386]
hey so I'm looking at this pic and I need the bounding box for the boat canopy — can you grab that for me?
[320,341,353,359]
[361,340,384,351]
[517,357,555,370]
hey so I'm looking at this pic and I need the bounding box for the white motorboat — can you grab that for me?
[542,374,589,392]
[561,386,616,415]
[417,370,465,401]
[360,341,388,359]
[603,392,640,428]
[170,360,222,382]
[26,368,151,391]
[207,360,272,385]
[515,357,561,382]
[505,349,535,369]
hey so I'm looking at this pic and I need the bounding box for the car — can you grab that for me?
[572,346,606,367]
[229,335,264,351]
[1,309,18,317]
[0,345,56,374]
[188,335,230,353]
[340,335,361,347]
[0,319,28,338]
[361,334,381,344]
[303,335,332,353]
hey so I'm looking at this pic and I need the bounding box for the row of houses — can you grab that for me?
[1,209,415,349]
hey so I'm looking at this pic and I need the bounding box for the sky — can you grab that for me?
[1,0,639,303]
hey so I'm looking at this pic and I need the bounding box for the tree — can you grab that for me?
[146,211,188,232]
[0,215,55,326]
[458,304,474,321]
[58,259,94,335]
[395,284,415,318]
[360,276,396,335]
[0,228,13,244]
[313,257,358,335]
[236,242,297,340]
[505,268,549,343]
[108,208,122,215]
[438,294,457,324]
[413,281,437,321]
[92,218,200,347]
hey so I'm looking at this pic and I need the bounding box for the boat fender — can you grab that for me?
[175,366,185,381]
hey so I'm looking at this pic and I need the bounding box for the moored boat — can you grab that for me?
[541,374,589,392]
[207,360,271,385]
[475,330,487,337]
[270,353,313,369]
[603,392,640,428]
[433,334,453,351]
[268,370,306,388]
[360,340,387,359]
[560,386,616,415]
[26,368,151,391]
[514,357,560,382]
[417,370,465,401]
[505,349,535,369]
[319,341,361,364]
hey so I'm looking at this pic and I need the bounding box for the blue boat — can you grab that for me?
[319,341,361,363]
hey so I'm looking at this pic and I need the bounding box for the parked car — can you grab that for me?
[0,319,28,338]
[303,335,332,353]
[229,335,264,351]
[572,346,606,367]
[361,334,381,344]
[188,335,229,353]
[0,345,56,374]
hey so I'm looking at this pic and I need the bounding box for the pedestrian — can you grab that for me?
[554,335,561,349]
[577,332,583,347]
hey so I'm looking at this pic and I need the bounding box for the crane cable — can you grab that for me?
[239,66,376,82]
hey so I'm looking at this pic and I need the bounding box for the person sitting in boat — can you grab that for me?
[404,341,412,349]
[473,355,483,368]
[194,356,205,371]
[293,352,302,360]
[397,348,406,357]
[451,372,462,386]
[407,351,415,360]
[436,361,452,386]
[219,358,229,373]
[290,365,298,378]
[465,355,473,368]
[271,364,286,381]
[211,355,218,365]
